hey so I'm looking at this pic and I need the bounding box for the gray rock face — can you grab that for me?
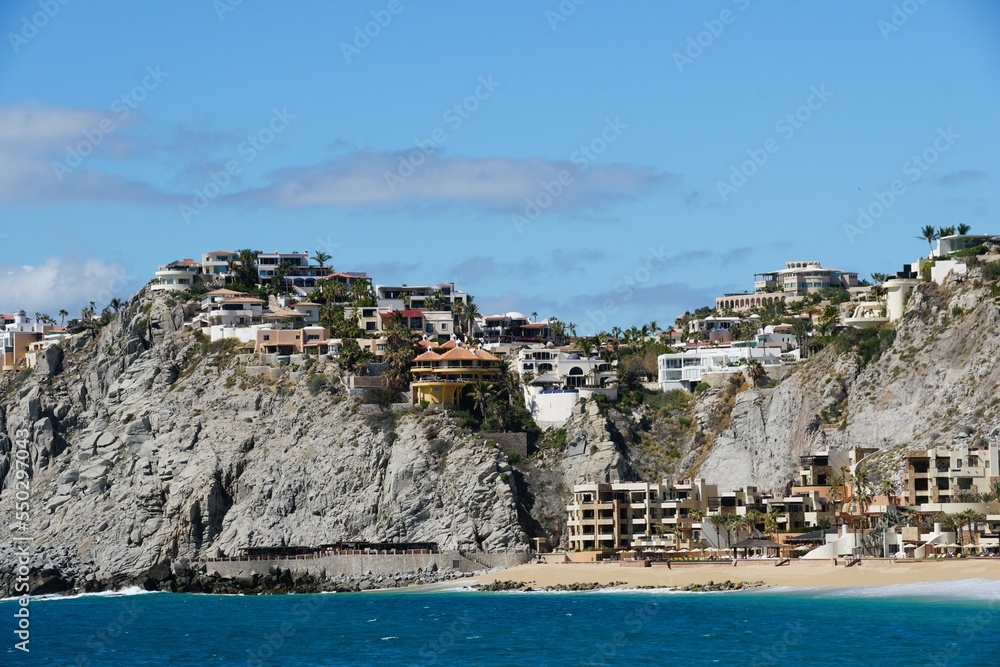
[0,287,633,587]
[698,269,1000,491]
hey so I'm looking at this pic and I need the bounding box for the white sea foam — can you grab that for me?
[811,578,1000,601]
[1,585,163,604]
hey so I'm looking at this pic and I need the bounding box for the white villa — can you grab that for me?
[516,345,617,428]
[152,258,202,292]
[657,344,783,392]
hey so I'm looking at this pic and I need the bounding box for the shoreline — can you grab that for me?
[456,558,1000,593]
[9,558,1000,599]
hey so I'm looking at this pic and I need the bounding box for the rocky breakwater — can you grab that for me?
[474,579,767,592]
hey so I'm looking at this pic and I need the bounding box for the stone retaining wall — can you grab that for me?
[201,550,533,579]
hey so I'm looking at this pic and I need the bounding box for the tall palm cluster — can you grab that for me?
[704,508,782,549]
[916,224,972,253]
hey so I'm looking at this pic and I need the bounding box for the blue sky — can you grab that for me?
[1,0,997,332]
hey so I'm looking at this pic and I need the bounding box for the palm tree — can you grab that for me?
[746,359,766,388]
[58,309,68,326]
[827,474,844,530]
[764,508,781,540]
[469,379,494,419]
[938,225,956,239]
[880,479,898,506]
[961,510,986,547]
[109,298,124,314]
[530,311,538,323]
[313,250,331,272]
[464,298,482,340]
[916,225,938,253]
[957,223,971,235]
[790,318,812,357]
[708,514,729,549]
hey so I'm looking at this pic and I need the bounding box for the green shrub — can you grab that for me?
[694,382,710,394]
[983,261,1000,282]
[307,374,328,395]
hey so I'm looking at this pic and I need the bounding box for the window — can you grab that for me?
[366,322,376,331]
[263,335,270,341]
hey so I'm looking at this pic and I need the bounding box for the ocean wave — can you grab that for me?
[807,579,1000,601]
[0,586,163,604]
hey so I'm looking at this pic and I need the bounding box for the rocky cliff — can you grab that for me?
[0,288,639,594]
[694,264,1000,491]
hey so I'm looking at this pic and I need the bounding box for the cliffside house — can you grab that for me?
[1,311,53,371]
[152,258,203,292]
[409,343,502,405]
[657,344,782,392]
[715,260,859,312]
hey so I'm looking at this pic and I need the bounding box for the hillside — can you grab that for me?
[2,262,999,594]
[0,288,639,593]
[694,263,1000,491]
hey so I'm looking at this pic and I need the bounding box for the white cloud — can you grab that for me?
[0,256,134,317]
[0,102,165,206]
[232,148,676,212]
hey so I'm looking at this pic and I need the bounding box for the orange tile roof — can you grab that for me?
[439,347,500,362]
[440,339,459,349]
[414,350,443,361]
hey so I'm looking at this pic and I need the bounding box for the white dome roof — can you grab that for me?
[505,311,527,320]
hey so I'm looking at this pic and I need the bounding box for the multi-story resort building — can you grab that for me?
[715,260,859,312]
[566,447,894,553]
[565,480,713,551]
[904,443,999,506]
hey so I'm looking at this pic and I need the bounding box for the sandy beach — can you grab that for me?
[463,558,1000,591]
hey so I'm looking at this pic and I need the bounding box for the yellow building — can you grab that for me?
[410,344,502,405]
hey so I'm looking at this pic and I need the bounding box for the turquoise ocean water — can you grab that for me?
[3,579,999,666]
